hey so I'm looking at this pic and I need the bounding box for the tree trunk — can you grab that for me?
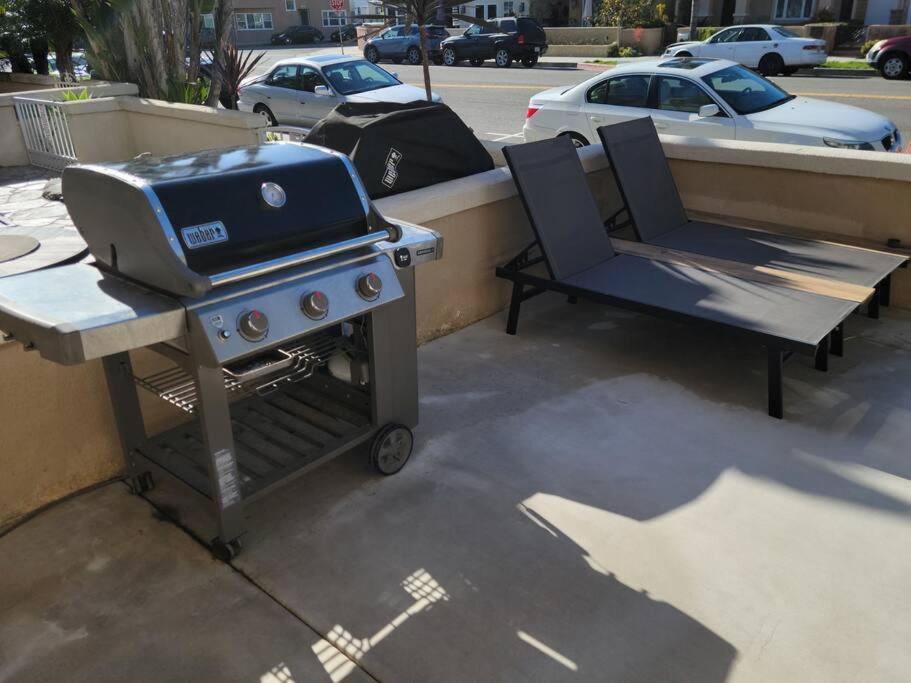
[52,33,76,82]
[419,24,432,101]
[187,0,204,83]
[30,39,50,75]
[206,0,235,107]
[9,51,33,74]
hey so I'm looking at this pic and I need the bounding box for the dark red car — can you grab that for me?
[866,35,911,80]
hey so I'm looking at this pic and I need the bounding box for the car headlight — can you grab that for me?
[823,137,874,151]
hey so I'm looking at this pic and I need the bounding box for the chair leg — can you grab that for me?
[880,274,892,307]
[767,349,783,419]
[868,286,880,319]
[831,323,844,358]
[506,282,523,336]
[814,335,829,372]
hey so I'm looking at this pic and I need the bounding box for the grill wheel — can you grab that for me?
[371,423,414,475]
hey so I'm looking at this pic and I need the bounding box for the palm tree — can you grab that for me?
[369,0,463,101]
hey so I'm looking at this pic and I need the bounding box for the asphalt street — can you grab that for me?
[254,45,911,144]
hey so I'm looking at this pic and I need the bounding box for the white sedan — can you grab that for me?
[238,54,441,128]
[523,58,902,153]
[663,25,826,76]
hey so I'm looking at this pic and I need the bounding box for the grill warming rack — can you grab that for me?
[134,333,346,414]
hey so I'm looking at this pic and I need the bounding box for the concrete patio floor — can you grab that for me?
[2,294,910,682]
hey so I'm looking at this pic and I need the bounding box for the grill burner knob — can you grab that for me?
[356,273,383,301]
[238,310,269,342]
[301,291,329,320]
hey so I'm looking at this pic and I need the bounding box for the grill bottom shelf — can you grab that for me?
[139,373,373,502]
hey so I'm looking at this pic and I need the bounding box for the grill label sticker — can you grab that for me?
[382,148,403,189]
[180,221,228,249]
[214,448,241,508]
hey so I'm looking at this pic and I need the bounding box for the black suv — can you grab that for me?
[440,17,547,68]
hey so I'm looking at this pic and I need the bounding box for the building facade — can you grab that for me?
[693,0,910,26]
[204,0,351,45]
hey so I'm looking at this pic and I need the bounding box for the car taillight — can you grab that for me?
[517,34,525,44]
[526,106,539,119]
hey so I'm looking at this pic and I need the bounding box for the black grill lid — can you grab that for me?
[63,143,373,298]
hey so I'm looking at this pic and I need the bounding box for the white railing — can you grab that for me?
[259,125,311,144]
[13,97,77,171]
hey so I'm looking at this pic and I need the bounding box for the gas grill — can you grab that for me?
[0,143,441,559]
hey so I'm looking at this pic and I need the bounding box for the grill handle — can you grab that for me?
[208,228,397,289]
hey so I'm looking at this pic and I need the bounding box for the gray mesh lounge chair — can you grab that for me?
[597,117,907,319]
[496,135,858,418]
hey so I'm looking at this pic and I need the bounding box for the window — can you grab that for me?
[201,13,215,28]
[771,26,799,37]
[503,0,514,14]
[587,75,650,108]
[709,28,742,43]
[464,24,480,36]
[655,76,714,113]
[266,64,299,88]
[737,27,769,41]
[774,0,813,18]
[322,10,348,26]
[322,59,399,95]
[235,12,273,29]
[702,65,793,114]
[381,27,401,38]
[499,19,517,31]
[298,65,327,92]
[285,0,296,9]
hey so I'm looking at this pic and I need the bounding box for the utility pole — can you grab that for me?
[689,0,698,40]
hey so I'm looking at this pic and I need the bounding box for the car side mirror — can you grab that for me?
[698,103,720,118]
[314,85,332,97]
[391,72,399,79]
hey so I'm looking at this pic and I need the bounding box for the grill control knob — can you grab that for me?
[301,291,329,320]
[356,272,383,301]
[238,309,269,342]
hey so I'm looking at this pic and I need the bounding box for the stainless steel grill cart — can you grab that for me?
[0,143,441,558]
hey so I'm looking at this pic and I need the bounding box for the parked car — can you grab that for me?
[523,58,903,152]
[663,25,826,76]
[440,17,547,68]
[271,25,324,45]
[865,35,911,80]
[238,54,441,127]
[363,24,450,66]
[330,25,358,42]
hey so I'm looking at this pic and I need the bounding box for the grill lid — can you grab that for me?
[63,143,380,298]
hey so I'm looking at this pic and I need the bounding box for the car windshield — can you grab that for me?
[771,26,798,38]
[702,64,793,114]
[322,60,400,95]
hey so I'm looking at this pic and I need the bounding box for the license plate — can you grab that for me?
[180,221,228,249]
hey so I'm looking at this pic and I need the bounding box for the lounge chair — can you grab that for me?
[496,135,858,419]
[596,117,907,319]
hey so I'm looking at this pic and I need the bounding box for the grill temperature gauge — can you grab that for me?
[238,309,269,342]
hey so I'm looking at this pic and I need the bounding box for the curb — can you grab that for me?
[579,62,614,72]
[536,61,579,69]
[812,67,877,78]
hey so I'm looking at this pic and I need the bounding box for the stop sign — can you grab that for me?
[329,0,345,11]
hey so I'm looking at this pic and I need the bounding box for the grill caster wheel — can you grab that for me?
[127,471,154,494]
[370,423,414,475]
[211,538,242,562]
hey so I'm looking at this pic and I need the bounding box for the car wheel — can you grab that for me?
[495,48,512,68]
[469,57,484,66]
[758,53,784,76]
[881,52,910,80]
[521,55,538,68]
[253,104,277,127]
[442,47,459,66]
[284,37,292,45]
[676,51,692,57]
[407,46,421,65]
[560,131,589,148]
[365,45,379,63]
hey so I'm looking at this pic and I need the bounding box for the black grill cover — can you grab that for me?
[305,101,494,199]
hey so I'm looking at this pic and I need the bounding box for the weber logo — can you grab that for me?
[382,148,403,189]
[180,221,228,249]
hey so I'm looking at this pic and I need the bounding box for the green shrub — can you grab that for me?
[59,88,91,102]
[696,26,723,41]
[860,39,879,56]
[618,45,642,57]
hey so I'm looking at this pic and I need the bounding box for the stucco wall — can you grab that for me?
[543,26,665,54]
